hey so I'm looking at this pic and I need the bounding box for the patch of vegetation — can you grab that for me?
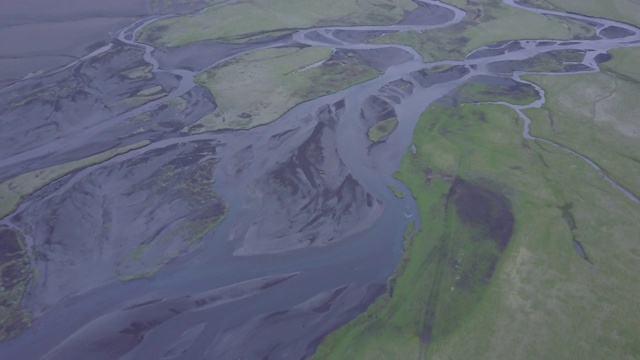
[314,177,513,358]
[314,99,640,358]
[602,47,640,84]
[187,47,378,133]
[150,0,228,13]
[454,79,540,105]
[0,141,150,220]
[6,79,81,109]
[387,183,406,199]
[492,49,586,73]
[521,0,640,28]
[107,86,167,112]
[314,103,518,359]
[118,268,159,282]
[166,96,188,112]
[119,141,227,280]
[523,49,640,196]
[558,203,591,262]
[121,65,153,80]
[146,144,226,220]
[372,0,595,61]
[139,0,416,46]
[0,226,31,341]
[368,117,399,142]
[128,243,150,261]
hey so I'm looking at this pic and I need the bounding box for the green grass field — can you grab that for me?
[522,0,640,27]
[522,47,640,197]
[372,0,595,61]
[186,47,378,133]
[454,79,540,105]
[314,78,640,358]
[139,0,416,46]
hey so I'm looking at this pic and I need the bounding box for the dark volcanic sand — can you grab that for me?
[449,178,514,252]
[0,0,152,86]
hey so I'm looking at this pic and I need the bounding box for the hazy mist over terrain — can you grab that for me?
[1,0,639,359]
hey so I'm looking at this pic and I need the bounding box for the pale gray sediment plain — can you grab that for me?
[0,0,639,358]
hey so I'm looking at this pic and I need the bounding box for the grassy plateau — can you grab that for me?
[187,46,378,133]
[372,0,595,61]
[523,47,640,197]
[314,72,640,358]
[139,0,417,46]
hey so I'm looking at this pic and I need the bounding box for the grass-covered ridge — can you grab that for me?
[139,0,417,46]
[314,80,640,358]
[372,0,595,61]
[187,47,378,133]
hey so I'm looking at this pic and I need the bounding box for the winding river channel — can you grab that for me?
[0,0,639,358]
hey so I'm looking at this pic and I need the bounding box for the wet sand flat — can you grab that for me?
[0,0,151,85]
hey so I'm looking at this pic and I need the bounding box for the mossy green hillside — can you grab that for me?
[314,99,640,358]
[139,0,416,46]
[372,0,595,61]
[187,47,378,133]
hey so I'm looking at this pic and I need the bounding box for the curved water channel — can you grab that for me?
[0,0,639,358]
